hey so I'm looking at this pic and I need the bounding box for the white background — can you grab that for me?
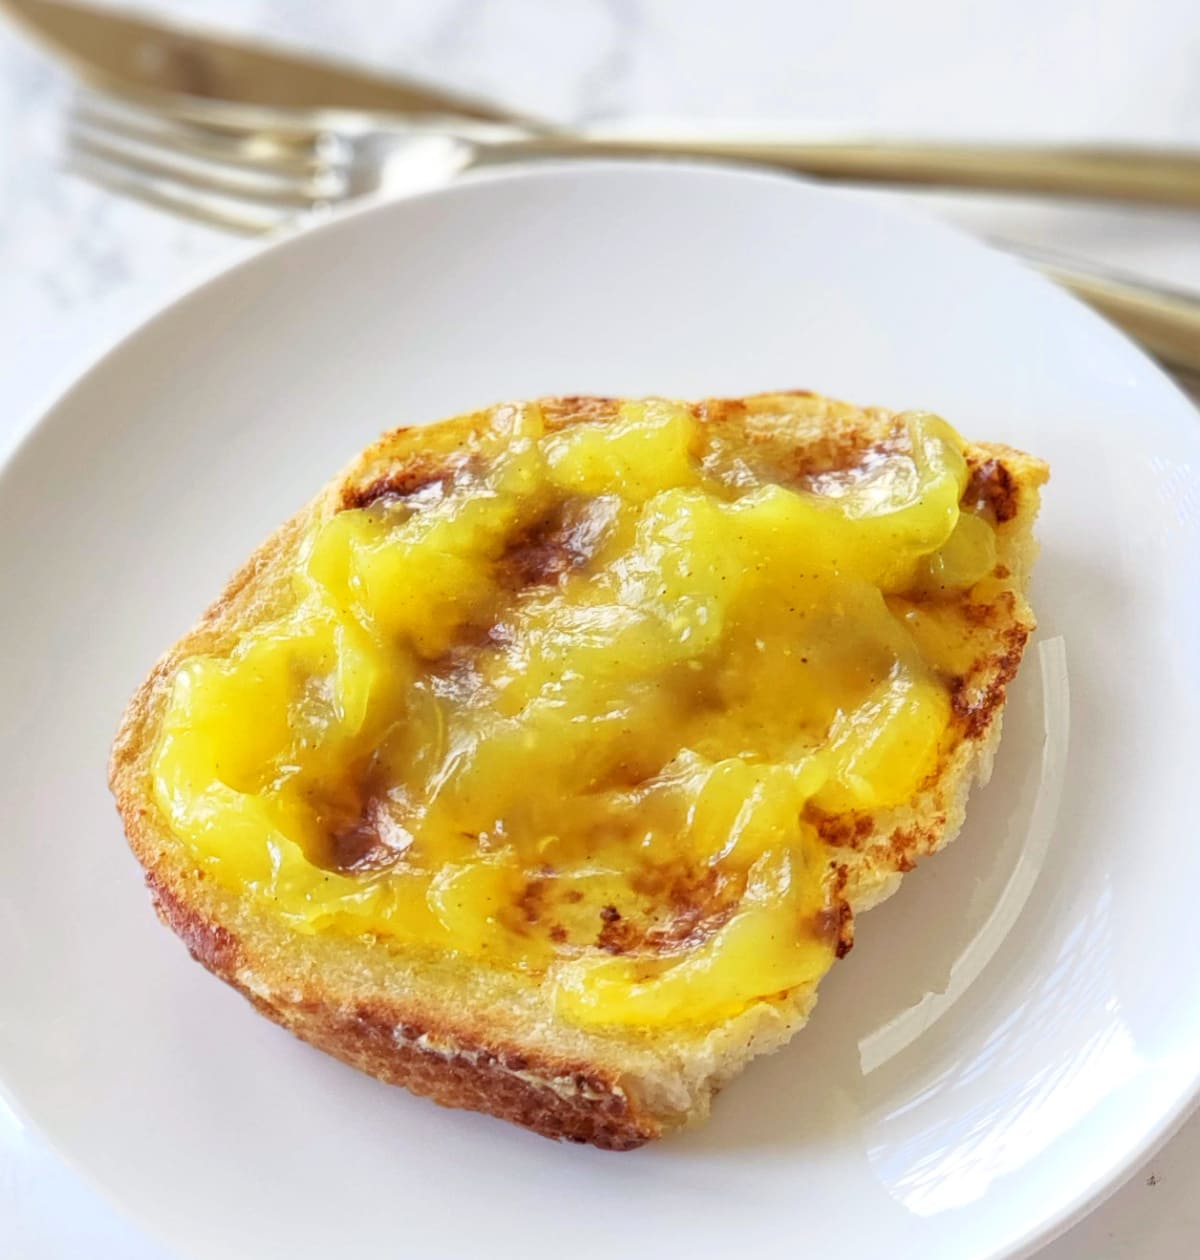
[0,2,1197,1255]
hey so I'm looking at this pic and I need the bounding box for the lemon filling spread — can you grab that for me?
[152,400,1002,1029]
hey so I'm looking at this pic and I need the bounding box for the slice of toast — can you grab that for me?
[109,391,1047,1149]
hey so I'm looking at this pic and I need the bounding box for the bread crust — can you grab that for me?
[109,392,1047,1149]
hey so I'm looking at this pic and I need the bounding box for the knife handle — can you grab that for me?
[1003,244,1200,376]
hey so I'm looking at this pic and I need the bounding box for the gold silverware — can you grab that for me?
[56,87,1200,377]
[7,0,1200,209]
[1004,243,1200,380]
[0,0,520,122]
[4,0,1198,375]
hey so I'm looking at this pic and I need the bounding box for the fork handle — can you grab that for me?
[527,133,1200,209]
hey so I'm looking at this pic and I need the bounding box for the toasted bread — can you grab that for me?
[109,391,1047,1149]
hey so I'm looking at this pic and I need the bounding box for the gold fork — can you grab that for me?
[62,89,1200,378]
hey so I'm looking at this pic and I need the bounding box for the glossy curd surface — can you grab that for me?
[152,399,1001,1028]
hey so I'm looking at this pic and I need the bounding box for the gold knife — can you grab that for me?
[0,0,523,122]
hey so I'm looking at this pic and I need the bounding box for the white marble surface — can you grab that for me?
[1,2,1198,1256]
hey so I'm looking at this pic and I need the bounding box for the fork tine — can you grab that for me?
[63,149,289,236]
[72,91,331,178]
[66,109,344,210]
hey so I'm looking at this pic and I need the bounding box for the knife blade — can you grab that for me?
[1,0,524,123]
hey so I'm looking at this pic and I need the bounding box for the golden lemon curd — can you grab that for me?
[152,399,1003,1030]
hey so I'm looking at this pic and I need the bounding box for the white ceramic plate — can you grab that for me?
[1,164,1197,1260]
